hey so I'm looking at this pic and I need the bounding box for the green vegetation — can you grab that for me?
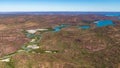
[5,59,15,68]
[0,14,120,68]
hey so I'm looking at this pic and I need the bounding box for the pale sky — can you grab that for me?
[0,0,119,12]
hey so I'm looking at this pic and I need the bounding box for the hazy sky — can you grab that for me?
[0,0,119,12]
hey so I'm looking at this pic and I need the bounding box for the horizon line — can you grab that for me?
[0,11,120,13]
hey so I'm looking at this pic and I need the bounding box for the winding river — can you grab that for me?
[0,22,116,62]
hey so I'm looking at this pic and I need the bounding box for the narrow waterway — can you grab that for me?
[0,28,58,62]
[0,22,116,62]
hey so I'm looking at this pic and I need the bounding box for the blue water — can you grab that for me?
[96,20,115,27]
[79,25,90,29]
[54,27,61,32]
[105,14,120,17]
[53,24,69,32]
[26,33,35,38]
[54,20,115,31]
